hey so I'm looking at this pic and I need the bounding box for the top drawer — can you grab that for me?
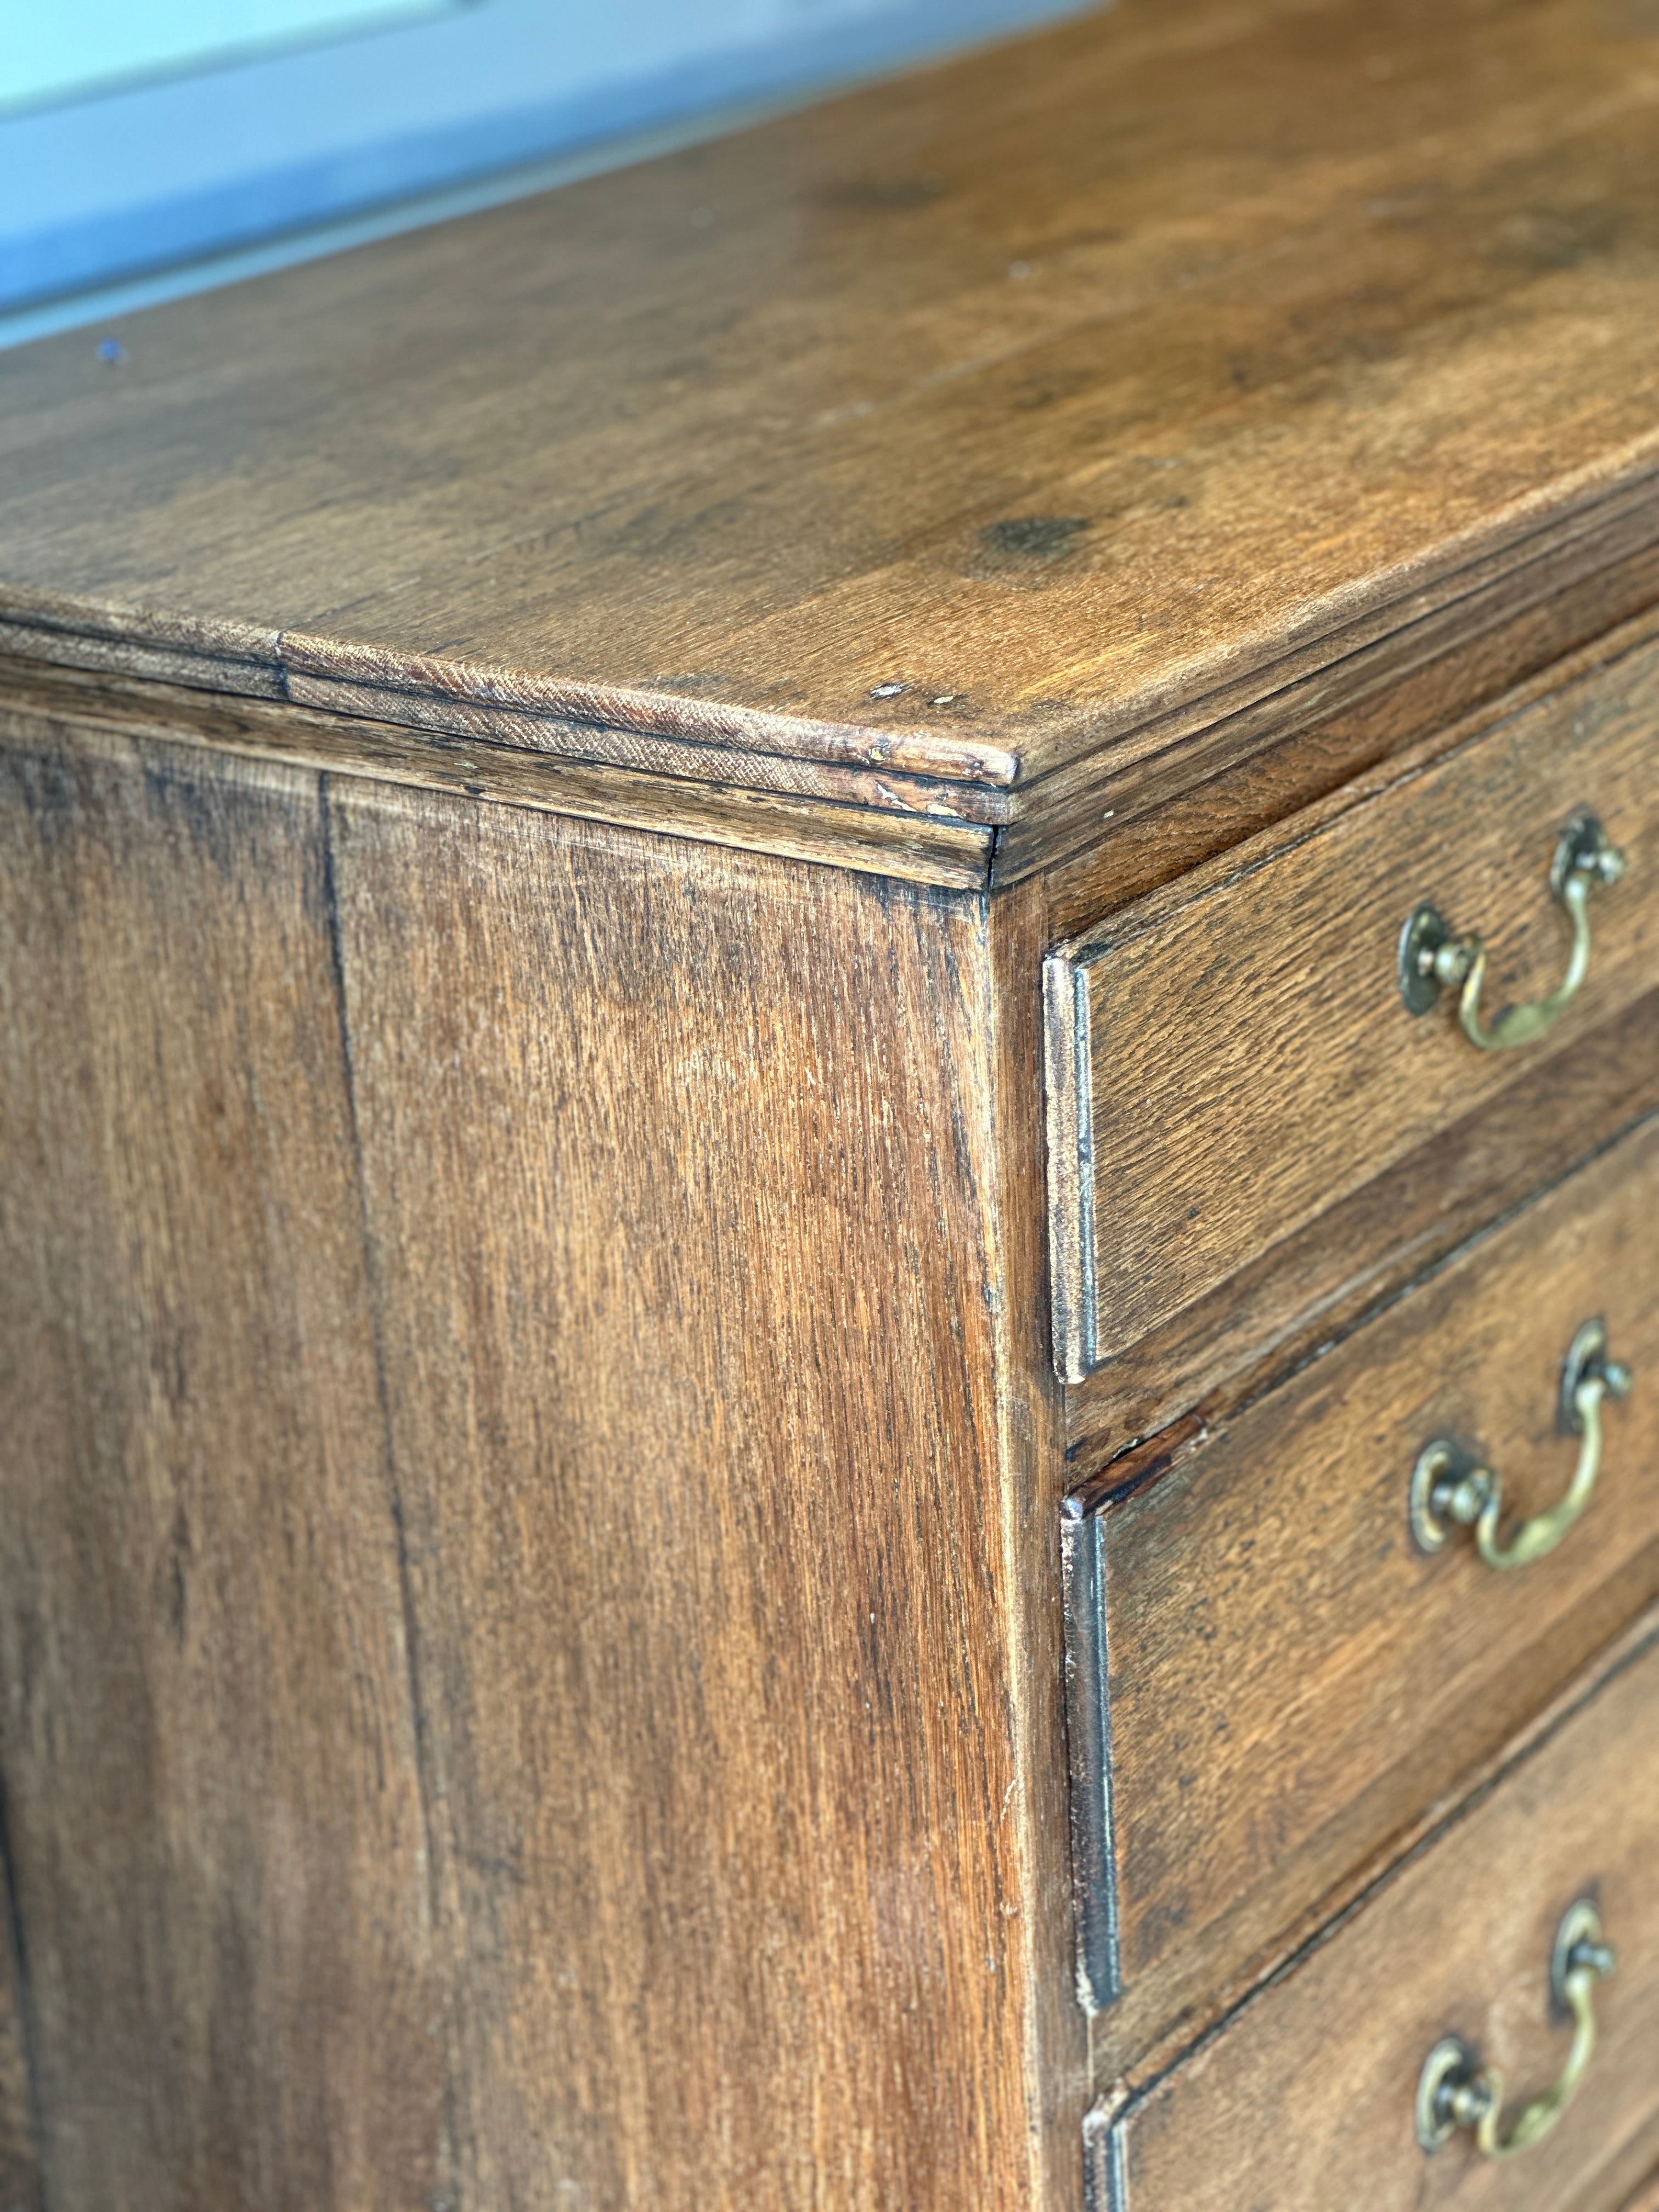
[1045,632,1659,1384]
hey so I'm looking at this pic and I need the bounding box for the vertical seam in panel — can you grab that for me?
[317,771,459,2180]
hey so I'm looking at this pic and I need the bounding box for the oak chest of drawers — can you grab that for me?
[2,0,1657,2204]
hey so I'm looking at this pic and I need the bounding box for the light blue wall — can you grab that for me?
[0,0,1090,332]
[6,0,458,113]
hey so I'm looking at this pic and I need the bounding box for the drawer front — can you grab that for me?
[1063,1115,1659,2049]
[1090,1621,1659,2212]
[1045,635,1659,1383]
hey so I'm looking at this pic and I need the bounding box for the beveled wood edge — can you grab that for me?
[1015,441,1659,787]
[14,583,1658,909]
[995,474,1659,892]
[1620,2169,1659,2211]
[1056,592,1659,970]
[0,657,992,889]
[1082,1599,1659,2129]
[7,448,1659,847]
[11,493,1659,904]
[280,669,1009,823]
[280,631,1023,787]
[0,618,1010,826]
[0,584,1022,791]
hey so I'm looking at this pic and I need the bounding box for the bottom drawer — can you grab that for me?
[1089,1615,1659,2210]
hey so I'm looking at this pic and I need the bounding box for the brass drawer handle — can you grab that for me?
[1409,1319,1632,1570]
[1398,809,1626,1049]
[1417,1900,1616,2160]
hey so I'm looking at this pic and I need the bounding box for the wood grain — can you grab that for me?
[1095,1617,1659,2212]
[1595,2125,1659,2212]
[1048,624,1659,1383]
[321,782,1070,2209]
[5,20,1659,2160]
[5,0,1659,869]
[0,714,1093,2207]
[1074,1115,1659,2073]
[0,732,445,2208]
[1037,532,1659,922]
[0,655,995,889]
[1062,979,1659,1477]
[0,1936,36,2212]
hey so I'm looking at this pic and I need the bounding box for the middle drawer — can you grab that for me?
[1063,1109,1659,2063]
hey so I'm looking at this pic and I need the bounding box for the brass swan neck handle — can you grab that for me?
[1399,809,1626,1051]
[1418,1901,1617,2160]
[1409,1320,1632,1571]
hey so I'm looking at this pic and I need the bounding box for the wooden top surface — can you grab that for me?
[5,0,1659,832]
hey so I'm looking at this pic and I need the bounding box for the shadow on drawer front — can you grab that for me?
[1046,630,1659,1386]
[1087,1622,1659,2211]
[1063,1114,1659,2061]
